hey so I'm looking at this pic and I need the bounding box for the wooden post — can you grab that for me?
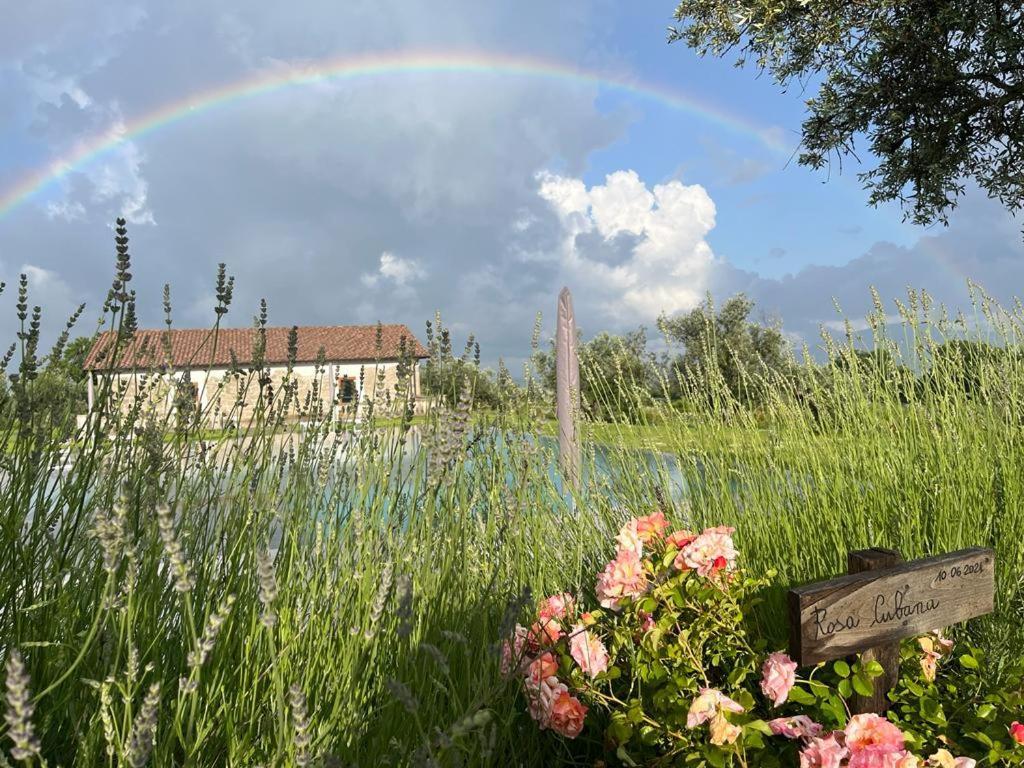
[847,548,903,714]
[556,287,580,489]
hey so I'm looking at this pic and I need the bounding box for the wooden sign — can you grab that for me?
[789,547,995,666]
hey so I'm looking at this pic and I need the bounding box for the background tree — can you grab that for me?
[532,327,657,422]
[421,314,515,410]
[579,329,657,422]
[659,293,789,404]
[670,1,1024,227]
[833,347,915,404]
[923,339,1016,399]
[0,334,93,438]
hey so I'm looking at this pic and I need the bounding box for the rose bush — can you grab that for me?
[887,637,1024,765]
[501,513,1023,766]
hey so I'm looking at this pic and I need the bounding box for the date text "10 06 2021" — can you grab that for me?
[934,558,985,583]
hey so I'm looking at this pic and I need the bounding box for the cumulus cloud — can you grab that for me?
[361,252,425,288]
[536,169,717,322]
[2,0,1023,371]
[0,0,628,353]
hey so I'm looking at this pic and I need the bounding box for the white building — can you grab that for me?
[82,323,427,423]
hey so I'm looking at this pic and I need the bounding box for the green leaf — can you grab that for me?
[640,725,660,746]
[787,685,816,705]
[852,673,873,698]
[616,744,639,767]
[975,703,995,720]
[959,653,980,670]
[965,730,994,748]
[838,678,852,698]
[833,660,851,678]
[627,702,644,725]
[705,747,727,768]
[863,660,884,678]
[745,719,774,736]
[744,730,766,749]
[608,718,632,744]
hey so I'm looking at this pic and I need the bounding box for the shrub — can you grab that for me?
[503,513,1023,766]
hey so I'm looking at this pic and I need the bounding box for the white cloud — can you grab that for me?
[361,251,426,289]
[22,264,61,287]
[82,124,154,225]
[45,200,86,222]
[821,313,902,333]
[379,252,425,285]
[537,169,717,322]
[19,264,77,328]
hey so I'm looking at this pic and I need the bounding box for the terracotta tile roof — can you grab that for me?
[83,324,428,371]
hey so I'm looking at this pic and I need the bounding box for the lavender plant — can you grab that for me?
[0,222,1020,767]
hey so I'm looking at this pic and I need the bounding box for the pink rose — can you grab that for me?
[569,625,610,678]
[1011,721,1024,745]
[666,529,697,550]
[761,651,798,706]
[931,630,954,655]
[500,624,531,678]
[677,526,738,577]
[595,549,647,610]
[615,519,644,557]
[686,688,745,728]
[528,617,563,647]
[800,735,849,768]
[638,610,655,632]
[538,593,575,622]
[769,715,824,740]
[845,714,906,754]
[548,689,588,738]
[848,748,914,768]
[525,676,565,728]
[709,712,742,745]
[524,651,559,687]
[635,511,669,543]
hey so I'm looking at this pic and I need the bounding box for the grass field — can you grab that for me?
[1,285,1023,766]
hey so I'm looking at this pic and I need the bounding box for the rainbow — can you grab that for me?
[0,49,788,219]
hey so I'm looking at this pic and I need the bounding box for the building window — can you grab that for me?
[337,376,357,404]
[174,379,200,416]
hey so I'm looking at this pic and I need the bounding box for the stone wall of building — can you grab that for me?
[93,359,419,426]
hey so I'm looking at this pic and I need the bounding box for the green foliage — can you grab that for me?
[533,327,658,422]
[888,642,1024,765]
[658,293,789,406]
[0,329,92,439]
[1,222,1023,767]
[421,313,517,410]
[670,0,1024,227]
[508,525,1018,764]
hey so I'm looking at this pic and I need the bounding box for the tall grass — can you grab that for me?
[585,284,1024,673]
[0,231,1022,766]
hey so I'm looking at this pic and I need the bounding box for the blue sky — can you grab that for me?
[0,1,1019,367]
